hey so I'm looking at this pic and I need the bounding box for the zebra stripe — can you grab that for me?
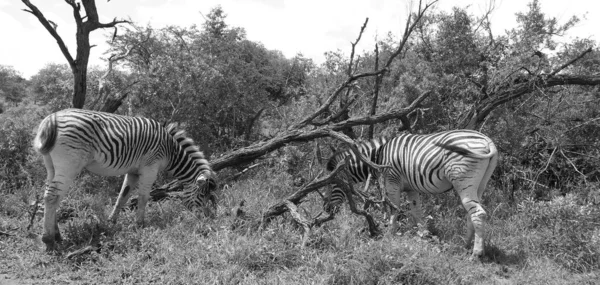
[324,137,387,214]
[378,130,497,258]
[33,109,216,252]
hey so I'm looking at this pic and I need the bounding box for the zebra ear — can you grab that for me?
[196,174,217,191]
[166,122,179,131]
[196,175,207,183]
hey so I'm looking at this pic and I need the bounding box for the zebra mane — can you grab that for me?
[165,123,211,171]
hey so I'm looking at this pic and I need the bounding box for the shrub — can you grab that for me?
[516,194,600,273]
[0,104,48,192]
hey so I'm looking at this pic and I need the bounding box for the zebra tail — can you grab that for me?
[33,113,58,154]
[435,142,497,159]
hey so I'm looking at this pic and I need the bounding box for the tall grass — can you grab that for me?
[2,165,600,284]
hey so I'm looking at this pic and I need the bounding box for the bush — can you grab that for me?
[516,193,600,273]
[0,104,48,192]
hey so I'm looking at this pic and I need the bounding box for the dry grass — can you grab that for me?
[1,171,599,285]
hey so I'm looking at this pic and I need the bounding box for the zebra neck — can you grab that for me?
[166,144,198,184]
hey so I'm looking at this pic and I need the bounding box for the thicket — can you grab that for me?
[1,0,600,279]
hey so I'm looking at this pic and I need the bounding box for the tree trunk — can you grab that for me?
[72,65,88,108]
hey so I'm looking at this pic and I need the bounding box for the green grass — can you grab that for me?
[1,172,599,284]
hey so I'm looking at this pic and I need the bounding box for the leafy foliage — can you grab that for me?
[0,104,47,191]
[0,65,27,106]
[516,193,600,273]
[107,6,312,153]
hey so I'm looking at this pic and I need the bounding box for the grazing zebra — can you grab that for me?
[324,137,388,214]
[33,109,216,251]
[326,130,498,258]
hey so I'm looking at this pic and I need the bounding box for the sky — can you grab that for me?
[0,0,597,79]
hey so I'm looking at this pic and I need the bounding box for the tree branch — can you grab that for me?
[210,91,431,171]
[22,0,75,66]
[97,18,132,29]
[292,1,437,130]
[348,18,369,76]
[459,75,600,129]
[549,47,593,76]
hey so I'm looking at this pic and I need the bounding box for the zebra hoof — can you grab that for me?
[42,236,58,253]
[470,249,484,261]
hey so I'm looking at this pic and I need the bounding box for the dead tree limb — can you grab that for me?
[261,161,347,225]
[89,45,137,113]
[295,1,437,130]
[343,181,381,237]
[284,200,311,247]
[459,74,600,129]
[260,153,381,239]
[459,47,600,130]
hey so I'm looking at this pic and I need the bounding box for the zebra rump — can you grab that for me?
[33,113,58,155]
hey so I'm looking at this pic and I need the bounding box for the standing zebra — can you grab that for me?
[33,109,216,252]
[326,130,497,258]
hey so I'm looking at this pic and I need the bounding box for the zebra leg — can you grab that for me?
[406,190,423,227]
[40,155,61,244]
[385,181,403,234]
[469,156,497,257]
[42,167,78,252]
[108,173,140,223]
[133,170,159,226]
[465,212,475,247]
[458,191,487,258]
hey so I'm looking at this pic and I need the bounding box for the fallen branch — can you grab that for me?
[260,157,349,226]
[66,245,99,259]
[284,201,311,247]
[342,181,381,237]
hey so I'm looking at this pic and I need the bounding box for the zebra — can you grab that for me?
[324,137,388,215]
[326,130,498,258]
[33,109,216,252]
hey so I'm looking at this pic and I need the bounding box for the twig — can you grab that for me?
[348,18,369,76]
[222,163,263,182]
[66,245,99,259]
[532,147,557,188]
[560,149,588,184]
[560,117,600,138]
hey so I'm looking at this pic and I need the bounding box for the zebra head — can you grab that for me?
[181,171,218,217]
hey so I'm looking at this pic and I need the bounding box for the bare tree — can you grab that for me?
[21,0,130,108]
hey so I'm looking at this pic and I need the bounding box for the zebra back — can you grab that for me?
[379,130,496,194]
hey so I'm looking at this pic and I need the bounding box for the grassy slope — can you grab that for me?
[1,170,599,285]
